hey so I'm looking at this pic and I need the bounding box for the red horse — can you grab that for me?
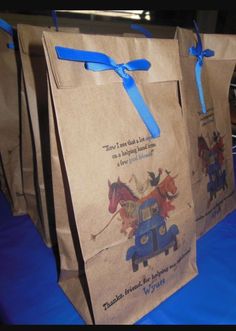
[108,172,178,237]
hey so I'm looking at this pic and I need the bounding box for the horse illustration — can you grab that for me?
[91,170,178,241]
[198,135,210,174]
[109,172,177,216]
[107,171,178,238]
[108,178,139,238]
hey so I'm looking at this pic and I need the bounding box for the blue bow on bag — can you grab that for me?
[189,20,215,114]
[55,46,160,138]
[0,18,15,49]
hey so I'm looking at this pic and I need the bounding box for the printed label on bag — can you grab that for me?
[102,136,157,168]
[102,248,191,311]
[199,107,215,126]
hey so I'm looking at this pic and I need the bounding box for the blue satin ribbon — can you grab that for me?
[51,10,59,32]
[0,18,15,49]
[55,46,160,138]
[130,24,153,38]
[189,20,214,114]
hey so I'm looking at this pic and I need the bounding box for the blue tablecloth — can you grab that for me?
[0,155,236,325]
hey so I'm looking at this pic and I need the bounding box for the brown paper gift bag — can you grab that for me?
[176,27,236,238]
[46,17,182,283]
[17,24,79,247]
[20,70,43,235]
[0,20,26,215]
[43,31,198,324]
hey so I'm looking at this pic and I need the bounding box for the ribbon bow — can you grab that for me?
[55,46,160,138]
[0,18,15,49]
[189,20,214,114]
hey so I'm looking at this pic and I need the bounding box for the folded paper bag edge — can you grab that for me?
[42,31,182,89]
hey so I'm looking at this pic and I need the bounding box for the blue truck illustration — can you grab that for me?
[126,198,179,272]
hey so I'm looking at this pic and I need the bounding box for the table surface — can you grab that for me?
[0,156,236,325]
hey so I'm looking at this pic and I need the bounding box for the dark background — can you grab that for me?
[0,10,236,34]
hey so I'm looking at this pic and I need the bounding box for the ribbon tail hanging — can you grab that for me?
[189,20,215,114]
[123,76,160,138]
[195,60,207,114]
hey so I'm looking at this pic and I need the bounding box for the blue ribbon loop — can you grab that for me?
[0,18,15,49]
[55,46,160,138]
[130,24,153,38]
[51,10,59,32]
[189,20,214,114]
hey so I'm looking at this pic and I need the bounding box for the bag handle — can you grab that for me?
[189,20,214,114]
[0,18,15,49]
[55,46,160,138]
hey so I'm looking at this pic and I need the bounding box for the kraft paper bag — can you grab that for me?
[17,24,79,247]
[43,31,198,324]
[20,70,43,235]
[0,21,26,215]
[176,27,236,238]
